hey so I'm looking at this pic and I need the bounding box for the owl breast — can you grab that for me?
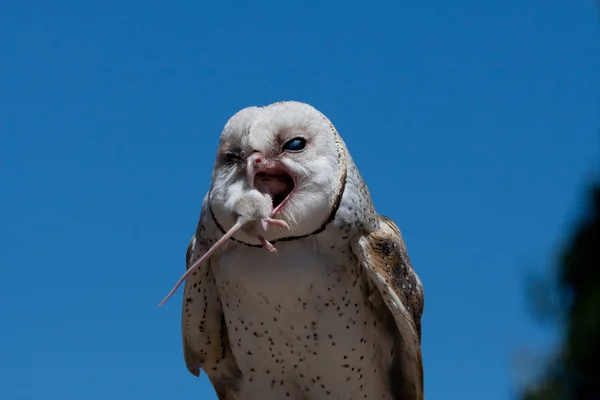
[211,239,395,400]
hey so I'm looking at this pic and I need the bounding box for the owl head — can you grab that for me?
[209,101,348,245]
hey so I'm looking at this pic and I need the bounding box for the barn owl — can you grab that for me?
[159,101,425,400]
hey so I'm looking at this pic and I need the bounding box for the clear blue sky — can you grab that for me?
[1,1,599,399]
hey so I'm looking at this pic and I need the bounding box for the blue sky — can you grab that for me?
[1,1,599,399]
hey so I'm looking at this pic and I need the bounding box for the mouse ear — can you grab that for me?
[157,220,244,307]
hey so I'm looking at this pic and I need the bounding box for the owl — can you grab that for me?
[159,101,425,400]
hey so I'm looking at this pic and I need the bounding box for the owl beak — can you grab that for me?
[246,152,265,188]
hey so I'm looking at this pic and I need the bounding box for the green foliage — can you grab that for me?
[523,183,600,400]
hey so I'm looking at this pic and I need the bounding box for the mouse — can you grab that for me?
[157,188,289,307]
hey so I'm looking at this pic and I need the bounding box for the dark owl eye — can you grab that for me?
[282,137,306,152]
[224,151,243,163]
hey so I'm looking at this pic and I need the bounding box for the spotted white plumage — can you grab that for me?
[161,101,424,400]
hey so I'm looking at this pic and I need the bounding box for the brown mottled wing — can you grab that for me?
[351,215,425,400]
[181,197,241,399]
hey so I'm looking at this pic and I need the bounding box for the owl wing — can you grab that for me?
[181,195,242,399]
[351,215,425,400]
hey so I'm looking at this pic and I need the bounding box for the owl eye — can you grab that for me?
[282,137,306,152]
[224,151,243,163]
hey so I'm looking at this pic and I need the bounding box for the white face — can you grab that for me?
[208,101,345,244]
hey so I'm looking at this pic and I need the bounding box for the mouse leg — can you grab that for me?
[256,217,290,253]
[258,236,277,253]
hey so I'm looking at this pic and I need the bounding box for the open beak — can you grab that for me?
[244,152,296,215]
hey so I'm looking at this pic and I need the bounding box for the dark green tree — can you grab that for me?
[523,182,600,400]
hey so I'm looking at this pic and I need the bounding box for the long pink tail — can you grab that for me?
[157,221,243,307]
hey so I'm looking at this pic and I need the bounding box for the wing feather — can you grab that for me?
[351,215,424,400]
